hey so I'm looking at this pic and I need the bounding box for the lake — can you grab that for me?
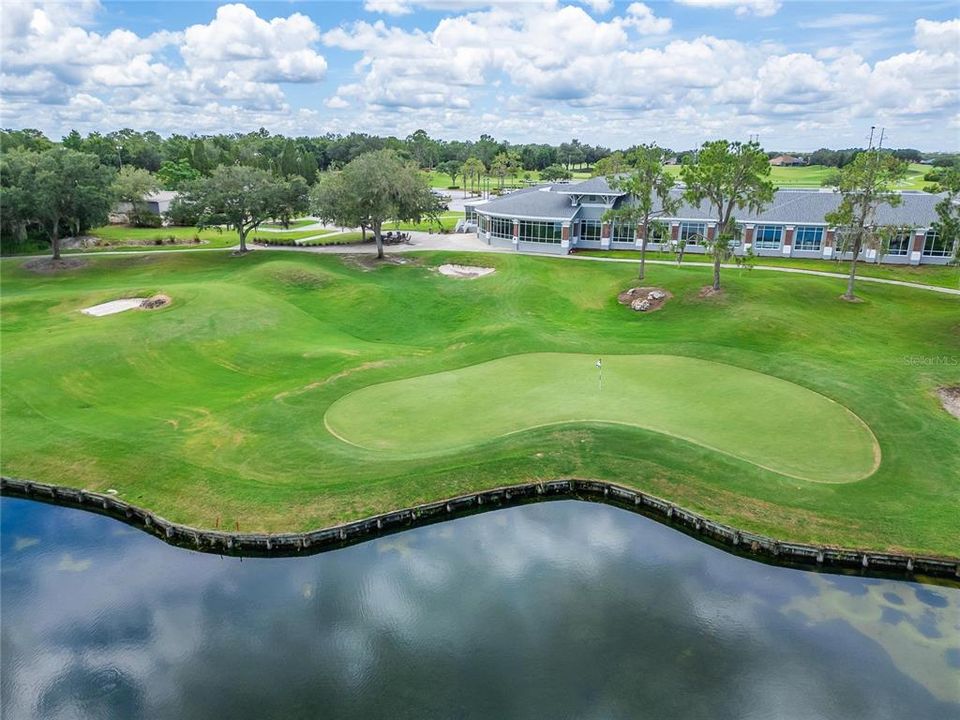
[1,496,957,719]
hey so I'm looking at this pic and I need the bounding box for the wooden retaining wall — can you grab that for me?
[2,476,957,583]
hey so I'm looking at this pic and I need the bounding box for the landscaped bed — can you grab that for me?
[1,250,957,555]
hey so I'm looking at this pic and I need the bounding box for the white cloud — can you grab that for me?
[914,17,960,54]
[624,3,672,34]
[181,4,326,83]
[674,0,780,18]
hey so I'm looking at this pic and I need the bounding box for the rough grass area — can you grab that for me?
[1,250,958,555]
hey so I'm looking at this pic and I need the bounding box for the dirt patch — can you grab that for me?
[23,257,88,274]
[438,263,495,279]
[617,286,672,312]
[698,286,725,299]
[342,254,420,272]
[140,294,171,310]
[937,387,960,420]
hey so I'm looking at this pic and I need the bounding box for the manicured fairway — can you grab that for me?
[1,250,957,554]
[326,353,878,483]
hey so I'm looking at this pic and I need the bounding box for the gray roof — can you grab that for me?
[472,184,579,220]
[644,189,942,227]
[476,185,943,228]
[554,176,624,195]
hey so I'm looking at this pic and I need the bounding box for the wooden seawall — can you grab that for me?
[2,476,957,583]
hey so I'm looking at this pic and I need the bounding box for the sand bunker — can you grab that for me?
[438,264,495,279]
[81,294,170,317]
[937,387,960,420]
[81,298,147,316]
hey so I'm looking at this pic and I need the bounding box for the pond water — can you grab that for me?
[1,497,957,720]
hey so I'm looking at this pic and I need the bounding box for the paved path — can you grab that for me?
[6,231,958,296]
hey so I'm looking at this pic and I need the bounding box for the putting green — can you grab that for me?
[325,353,880,483]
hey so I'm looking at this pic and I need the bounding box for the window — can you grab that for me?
[923,228,951,257]
[647,222,667,242]
[887,229,911,256]
[489,217,513,239]
[793,226,823,252]
[679,222,706,245]
[518,220,562,244]
[754,225,783,249]
[580,220,602,242]
[611,221,635,243]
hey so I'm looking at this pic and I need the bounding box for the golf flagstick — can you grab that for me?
[596,358,602,392]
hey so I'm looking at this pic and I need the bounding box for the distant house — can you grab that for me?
[113,190,179,223]
[769,154,805,167]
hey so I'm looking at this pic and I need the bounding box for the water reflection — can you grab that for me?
[2,497,957,720]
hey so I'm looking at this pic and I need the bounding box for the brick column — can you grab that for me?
[782,226,794,256]
[823,228,835,258]
[561,222,571,250]
[671,222,680,242]
[706,223,716,242]
[910,229,925,265]
[600,221,611,249]
[743,224,754,253]
[512,219,519,247]
[635,223,644,248]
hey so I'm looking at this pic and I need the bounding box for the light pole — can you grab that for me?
[116,144,123,170]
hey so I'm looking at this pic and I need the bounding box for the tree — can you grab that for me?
[29,148,116,260]
[603,145,679,280]
[179,165,308,253]
[112,166,160,226]
[157,158,201,190]
[490,151,520,190]
[437,160,461,188]
[312,149,439,259]
[681,140,774,291]
[461,157,486,197]
[823,149,908,300]
[0,150,39,248]
[541,164,572,182]
[592,151,628,178]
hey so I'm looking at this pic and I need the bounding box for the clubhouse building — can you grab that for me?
[464,178,955,265]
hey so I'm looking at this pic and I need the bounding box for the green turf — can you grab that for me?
[326,353,878,483]
[576,250,960,290]
[663,163,930,191]
[1,250,958,554]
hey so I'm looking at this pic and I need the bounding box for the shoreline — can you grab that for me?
[3,476,958,586]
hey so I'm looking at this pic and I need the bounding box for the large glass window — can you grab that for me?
[887,229,911,256]
[679,222,706,245]
[923,228,951,257]
[488,217,514,239]
[580,220,602,242]
[518,220,562,244]
[754,225,783,249]
[611,221,635,243]
[793,226,823,252]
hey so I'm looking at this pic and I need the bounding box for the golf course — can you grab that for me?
[1,249,958,555]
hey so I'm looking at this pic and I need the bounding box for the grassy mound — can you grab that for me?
[1,250,957,554]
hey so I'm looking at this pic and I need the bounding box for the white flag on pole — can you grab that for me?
[595,359,602,368]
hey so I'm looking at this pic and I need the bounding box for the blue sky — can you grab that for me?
[2,1,958,150]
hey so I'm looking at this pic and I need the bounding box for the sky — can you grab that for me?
[1,0,958,150]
